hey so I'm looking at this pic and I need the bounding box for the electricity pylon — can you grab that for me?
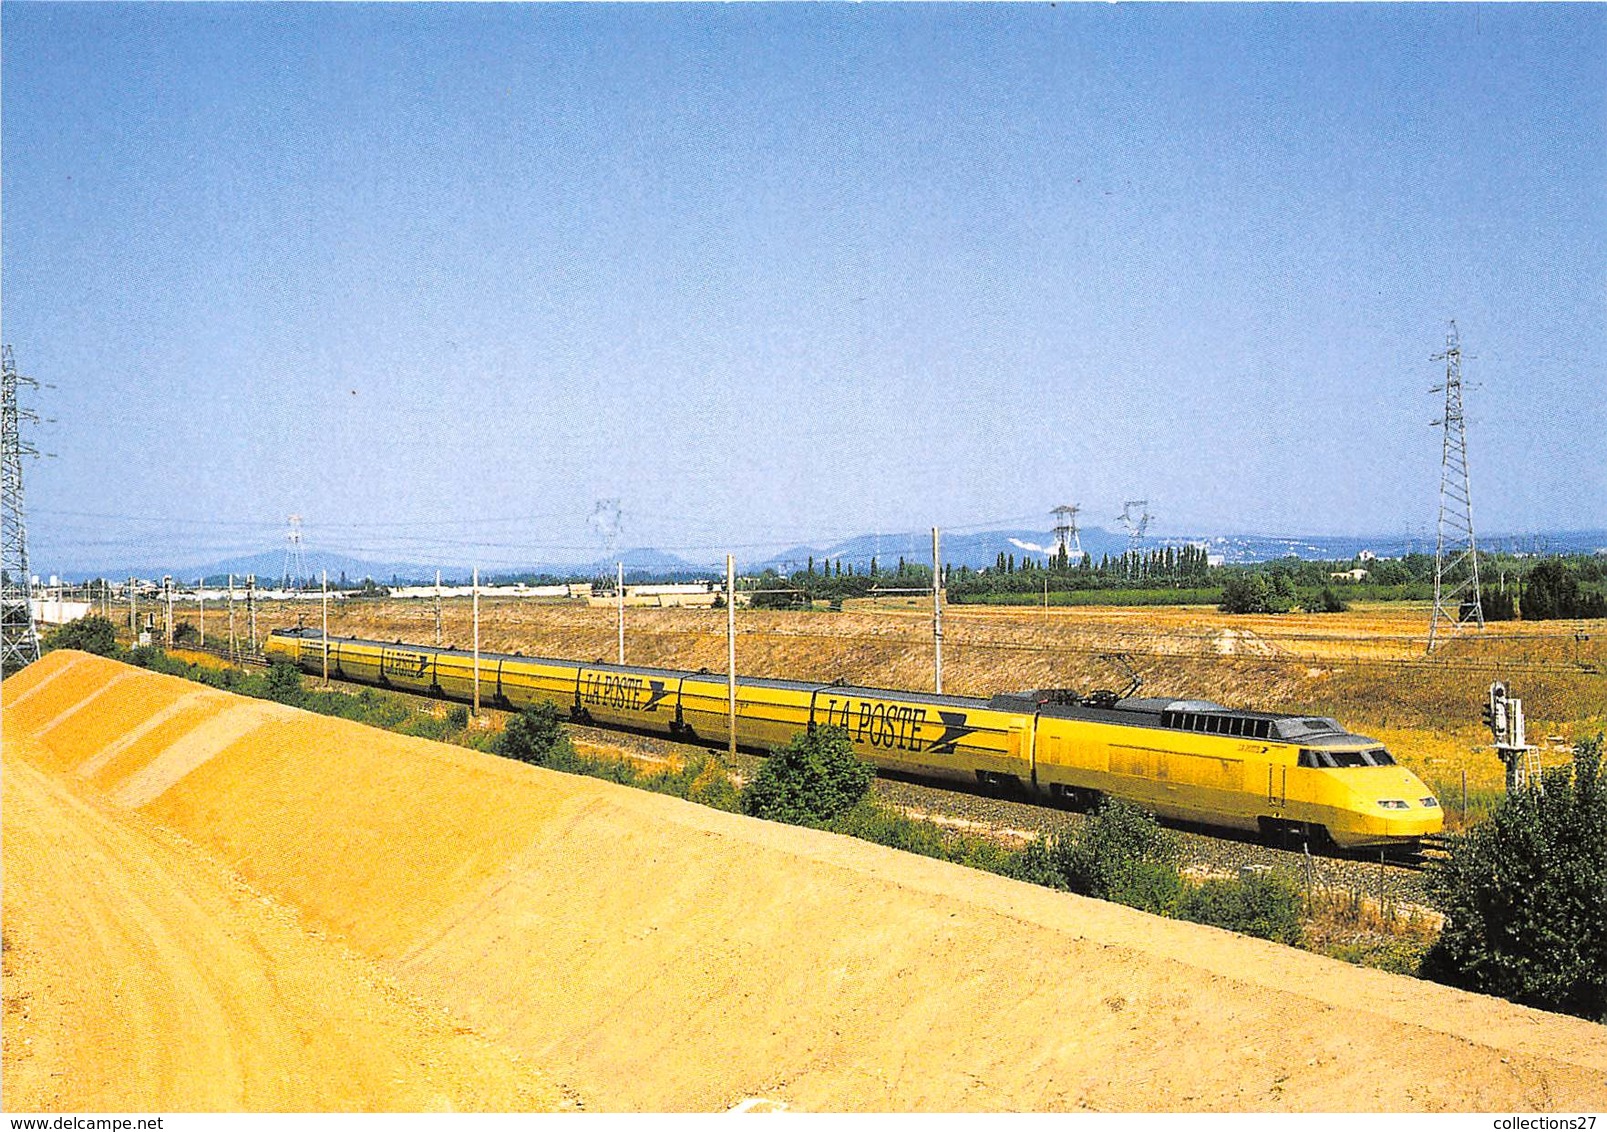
[1,346,42,673]
[1428,321,1484,652]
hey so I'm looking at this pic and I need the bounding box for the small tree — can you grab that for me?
[1422,734,1606,1022]
[1306,586,1348,614]
[1219,574,1266,614]
[740,724,875,825]
[263,662,304,704]
[42,614,118,656]
[501,700,568,766]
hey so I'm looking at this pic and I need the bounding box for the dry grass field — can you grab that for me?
[178,595,1606,811]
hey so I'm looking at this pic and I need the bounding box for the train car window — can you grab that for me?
[1298,750,1318,768]
[1361,748,1397,766]
[1326,751,1370,767]
[1255,720,1271,739]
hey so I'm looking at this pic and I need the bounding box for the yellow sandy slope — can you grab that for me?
[5,650,1606,1112]
[1,744,562,1110]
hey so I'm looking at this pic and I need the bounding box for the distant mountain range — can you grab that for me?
[51,527,1607,586]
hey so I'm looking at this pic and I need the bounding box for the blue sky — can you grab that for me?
[4,4,1603,571]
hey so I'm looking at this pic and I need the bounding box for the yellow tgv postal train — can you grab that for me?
[265,628,1443,849]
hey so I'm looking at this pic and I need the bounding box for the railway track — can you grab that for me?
[176,643,1448,900]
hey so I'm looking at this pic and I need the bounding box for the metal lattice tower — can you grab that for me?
[1051,504,1083,565]
[1118,500,1152,576]
[2,346,42,673]
[281,514,309,591]
[1428,321,1484,652]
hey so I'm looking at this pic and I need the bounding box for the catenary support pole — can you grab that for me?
[727,553,736,766]
[434,569,443,647]
[932,527,943,694]
[321,569,330,687]
[247,575,257,652]
[617,560,625,664]
[472,566,481,716]
[228,575,237,661]
[198,579,205,646]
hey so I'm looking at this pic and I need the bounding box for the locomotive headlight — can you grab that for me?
[1377,799,1409,810]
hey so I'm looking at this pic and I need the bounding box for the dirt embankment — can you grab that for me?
[6,650,1607,1112]
[1,741,562,1111]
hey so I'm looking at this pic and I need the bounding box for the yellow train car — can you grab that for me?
[1008,691,1442,848]
[677,677,1032,785]
[263,630,1440,848]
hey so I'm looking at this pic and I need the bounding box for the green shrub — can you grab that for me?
[400,713,458,742]
[1422,734,1607,1022]
[1219,573,1293,615]
[1109,860,1188,916]
[1178,871,1304,944]
[173,620,199,644]
[263,662,304,704]
[499,700,570,766]
[829,800,950,858]
[43,615,119,656]
[1305,586,1349,614]
[740,725,875,825]
[445,704,470,731]
[1008,799,1182,912]
[125,644,166,670]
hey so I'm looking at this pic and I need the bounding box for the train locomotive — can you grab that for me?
[264,627,1443,849]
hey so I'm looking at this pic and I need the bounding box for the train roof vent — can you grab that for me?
[1158,707,1275,741]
